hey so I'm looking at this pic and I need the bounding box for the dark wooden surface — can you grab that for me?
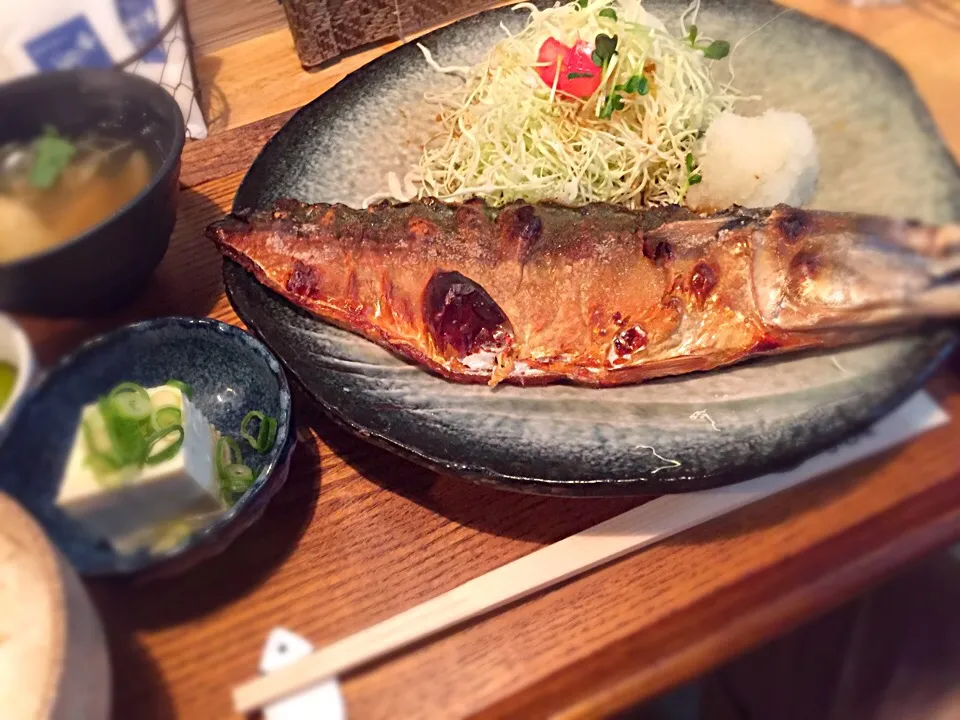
[700,552,960,720]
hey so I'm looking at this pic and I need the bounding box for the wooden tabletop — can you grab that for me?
[15,2,960,718]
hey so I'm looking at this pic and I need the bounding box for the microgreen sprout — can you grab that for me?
[686,23,730,60]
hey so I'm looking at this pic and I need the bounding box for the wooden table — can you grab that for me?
[16,2,960,718]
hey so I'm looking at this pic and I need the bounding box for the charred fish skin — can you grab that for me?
[206,198,959,387]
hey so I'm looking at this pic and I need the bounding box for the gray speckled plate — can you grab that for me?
[224,0,959,495]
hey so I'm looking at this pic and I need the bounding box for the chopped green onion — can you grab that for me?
[151,405,182,432]
[165,379,194,399]
[82,406,126,484]
[82,411,114,457]
[99,396,147,466]
[217,434,255,498]
[107,382,148,396]
[260,417,278,454]
[240,411,264,448]
[240,410,279,453]
[144,425,185,466]
[80,381,246,490]
[221,463,255,494]
[108,382,152,422]
[216,436,243,479]
[82,418,121,475]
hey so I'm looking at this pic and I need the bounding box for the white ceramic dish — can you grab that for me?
[0,314,36,435]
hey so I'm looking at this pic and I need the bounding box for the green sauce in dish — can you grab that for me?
[0,362,16,411]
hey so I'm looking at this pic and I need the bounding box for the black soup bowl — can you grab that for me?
[0,69,185,316]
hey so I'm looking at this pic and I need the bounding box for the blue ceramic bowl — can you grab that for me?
[0,317,295,577]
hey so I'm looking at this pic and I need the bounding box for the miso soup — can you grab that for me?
[0,127,154,263]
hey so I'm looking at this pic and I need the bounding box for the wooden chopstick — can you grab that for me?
[231,390,944,714]
[232,485,783,713]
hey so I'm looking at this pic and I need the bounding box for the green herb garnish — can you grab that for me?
[599,8,617,20]
[601,73,648,120]
[599,92,626,119]
[684,26,730,60]
[685,153,702,186]
[108,382,153,423]
[82,416,122,475]
[576,0,588,8]
[144,425,185,466]
[701,40,730,60]
[221,463,255,495]
[567,72,596,79]
[240,410,278,453]
[77,379,262,505]
[80,381,189,483]
[29,126,76,189]
[81,383,180,481]
[591,33,618,67]
[615,74,648,95]
[216,435,255,498]
[165,379,194,399]
[217,436,243,475]
[151,405,183,432]
[98,395,149,468]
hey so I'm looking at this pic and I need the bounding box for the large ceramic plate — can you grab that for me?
[224,0,959,495]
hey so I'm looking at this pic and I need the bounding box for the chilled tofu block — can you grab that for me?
[55,386,223,546]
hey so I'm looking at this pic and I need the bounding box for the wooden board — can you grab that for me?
[184,0,289,56]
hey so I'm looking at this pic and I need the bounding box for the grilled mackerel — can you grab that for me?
[207,198,960,386]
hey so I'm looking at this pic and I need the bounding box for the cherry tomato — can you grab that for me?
[535,38,602,98]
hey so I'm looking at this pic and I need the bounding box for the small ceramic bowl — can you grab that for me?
[0,69,185,316]
[0,317,295,578]
[0,313,36,440]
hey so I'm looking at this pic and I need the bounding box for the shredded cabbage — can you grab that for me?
[390,0,743,209]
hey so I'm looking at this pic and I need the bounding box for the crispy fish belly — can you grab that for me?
[207,198,960,387]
